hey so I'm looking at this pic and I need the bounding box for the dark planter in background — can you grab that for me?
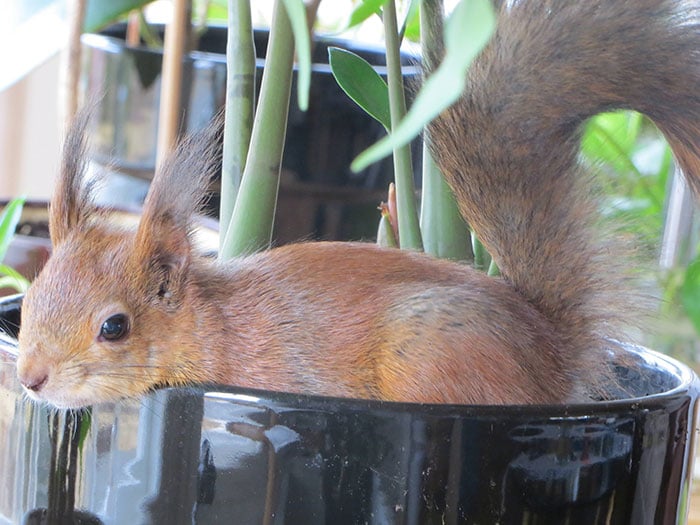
[0,295,697,524]
[1,202,51,297]
[0,201,219,298]
[80,26,421,244]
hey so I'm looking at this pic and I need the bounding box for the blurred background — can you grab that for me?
[3,0,700,519]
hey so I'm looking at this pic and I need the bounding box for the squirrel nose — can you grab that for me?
[18,366,49,393]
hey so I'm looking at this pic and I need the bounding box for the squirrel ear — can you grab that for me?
[132,122,220,304]
[133,219,191,307]
[49,110,97,247]
[133,187,194,306]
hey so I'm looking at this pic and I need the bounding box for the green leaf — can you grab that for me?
[352,0,496,171]
[281,0,311,111]
[400,0,421,41]
[681,258,700,335]
[78,409,93,451]
[202,0,228,21]
[582,112,642,174]
[0,265,29,293]
[582,111,668,214]
[329,47,391,130]
[487,258,500,276]
[347,0,388,28]
[84,0,155,33]
[0,197,25,264]
[471,233,491,272]
[376,213,398,248]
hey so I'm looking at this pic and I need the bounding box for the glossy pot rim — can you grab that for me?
[195,344,699,418]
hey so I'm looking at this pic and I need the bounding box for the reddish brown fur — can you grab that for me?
[15,0,700,409]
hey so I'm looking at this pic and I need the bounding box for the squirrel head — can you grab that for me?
[16,112,218,409]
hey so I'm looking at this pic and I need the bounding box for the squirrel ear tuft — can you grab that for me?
[132,120,221,301]
[140,119,221,232]
[49,110,98,247]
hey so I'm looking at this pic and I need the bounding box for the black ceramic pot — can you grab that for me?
[80,26,421,244]
[0,295,697,524]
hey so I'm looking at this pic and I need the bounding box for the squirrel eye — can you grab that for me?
[99,314,130,342]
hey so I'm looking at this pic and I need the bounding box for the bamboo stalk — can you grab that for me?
[383,0,422,251]
[60,0,87,127]
[126,11,141,47]
[220,0,295,257]
[419,0,472,262]
[156,0,191,168]
[219,0,256,253]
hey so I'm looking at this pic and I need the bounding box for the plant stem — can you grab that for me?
[138,10,164,48]
[126,11,140,46]
[383,0,422,251]
[487,258,500,276]
[219,0,255,254]
[156,0,191,166]
[61,0,87,126]
[472,233,491,271]
[419,0,472,262]
[420,148,473,261]
[220,0,294,257]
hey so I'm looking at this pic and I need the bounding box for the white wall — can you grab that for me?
[0,54,61,201]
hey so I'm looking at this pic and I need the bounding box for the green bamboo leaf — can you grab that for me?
[352,0,495,172]
[0,197,25,264]
[471,233,491,272]
[329,47,391,130]
[400,0,421,41]
[0,277,23,292]
[487,259,500,276]
[0,265,29,293]
[84,0,154,33]
[582,112,642,174]
[682,258,700,335]
[583,111,667,212]
[204,0,228,21]
[281,0,311,111]
[376,212,398,248]
[78,409,93,451]
[347,0,388,28]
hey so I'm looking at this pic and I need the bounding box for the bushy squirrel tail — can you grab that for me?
[428,0,700,375]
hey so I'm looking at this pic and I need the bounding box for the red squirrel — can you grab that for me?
[15,0,700,409]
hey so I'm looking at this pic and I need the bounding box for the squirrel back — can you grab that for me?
[15,0,700,409]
